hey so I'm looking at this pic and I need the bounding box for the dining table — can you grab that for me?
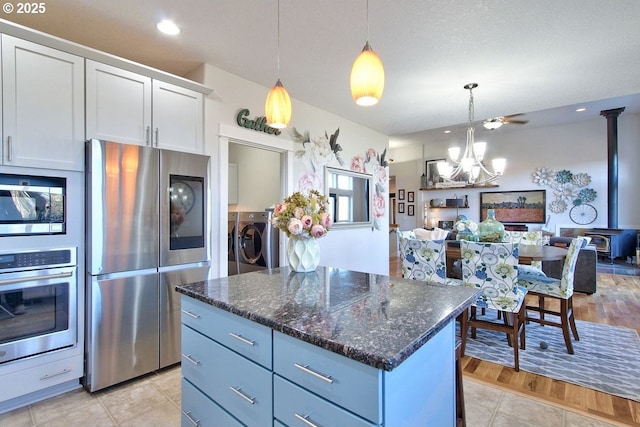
[444,241,568,278]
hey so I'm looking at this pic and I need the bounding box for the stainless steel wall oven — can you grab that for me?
[0,247,77,364]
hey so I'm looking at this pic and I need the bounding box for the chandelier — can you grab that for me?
[437,83,506,186]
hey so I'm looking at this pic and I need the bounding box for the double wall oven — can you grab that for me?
[0,248,77,364]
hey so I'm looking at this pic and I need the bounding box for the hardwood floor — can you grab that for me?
[389,256,640,426]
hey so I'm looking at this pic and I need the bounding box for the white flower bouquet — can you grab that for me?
[271,190,332,239]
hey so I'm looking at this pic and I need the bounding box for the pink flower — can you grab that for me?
[351,155,366,173]
[301,215,313,229]
[297,173,321,194]
[294,207,304,219]
[320,212,332,229]
[373,192,385,218]
[287,218,304,235]
[275,202,287,215]
[310,224,326,237]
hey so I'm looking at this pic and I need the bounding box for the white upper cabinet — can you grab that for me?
[85,60,152,146]
[86,60,204,154]
[151,80,203,153]
[2,35,84,171]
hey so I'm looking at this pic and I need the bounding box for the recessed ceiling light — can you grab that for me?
[576,107,586,112]
[443,130,451,134]
[156,20,180,36]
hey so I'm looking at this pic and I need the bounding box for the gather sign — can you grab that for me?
[235,108,281,135]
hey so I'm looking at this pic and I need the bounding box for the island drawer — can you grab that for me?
[182,325,272,427]
[274,375,377,427]
[273,331,382,424]
[181,378,243,427]
[181,296,272,368]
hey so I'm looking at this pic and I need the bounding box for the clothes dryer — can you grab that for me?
[228,212,239,276]
[237,212,279,274]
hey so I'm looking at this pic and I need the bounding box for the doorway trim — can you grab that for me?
[218,123,295,276]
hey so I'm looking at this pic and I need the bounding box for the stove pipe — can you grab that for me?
[600,107,625,229]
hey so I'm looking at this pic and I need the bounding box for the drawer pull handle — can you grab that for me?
[181,410,200,427]
[229,386,255,404]
[294,413,320,427]
[294,363,334,384]
[181,353,201,366]
[181,309,201,319]
[40,368,71,380]
[229,332,255,346]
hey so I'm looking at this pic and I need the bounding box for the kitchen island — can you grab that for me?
[176,266,478,427]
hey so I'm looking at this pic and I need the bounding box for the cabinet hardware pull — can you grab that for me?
[181,410,200,427]
[229,386,255,404]
[181,309,201,319]
[145,126,150,146]
[0,271,72,286]
[294,363,334,383]
[229,332,255,346]
[155,128,159,147]
[294,413,320,427]
[181,353,201,366]
[6,136,12,161]
[40,368,71,380]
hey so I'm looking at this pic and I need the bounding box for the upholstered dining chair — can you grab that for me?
[517,236,589,354]
[398,235,461,285]
[458,241,527,371]
[504,230,545,273]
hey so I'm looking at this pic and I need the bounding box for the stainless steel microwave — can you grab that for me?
[0,173,66,236]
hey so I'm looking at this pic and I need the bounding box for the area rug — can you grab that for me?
[458,314,640,402]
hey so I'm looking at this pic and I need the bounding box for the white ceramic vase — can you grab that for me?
[287,236,320,272]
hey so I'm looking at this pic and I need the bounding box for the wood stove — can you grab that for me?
[584,228,637,263]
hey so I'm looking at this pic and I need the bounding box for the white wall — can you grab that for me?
[390,112,640,232]
[228,144,281,211]
[186,64,390,276]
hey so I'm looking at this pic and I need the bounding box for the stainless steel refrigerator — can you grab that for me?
[84,139,211,392]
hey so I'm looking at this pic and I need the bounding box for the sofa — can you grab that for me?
[542,236,597,294]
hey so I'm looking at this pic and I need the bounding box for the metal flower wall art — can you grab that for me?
[531,167,598,224]
[290,127,389,230]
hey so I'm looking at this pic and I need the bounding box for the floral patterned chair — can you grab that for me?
[517,236,588,354]
[459,241,527,371]
[398,235,461,286]
[504,230,545,273]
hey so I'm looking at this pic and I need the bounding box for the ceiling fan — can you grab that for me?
[482,113,529,130]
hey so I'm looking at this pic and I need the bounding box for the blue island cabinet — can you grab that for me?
[180,296,456,427]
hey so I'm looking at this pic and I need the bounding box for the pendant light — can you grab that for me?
[350,0,384,106]
[265,0,291,129]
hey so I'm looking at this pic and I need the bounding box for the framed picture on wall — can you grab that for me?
[408,191,414,202]
[408,204,415,216]
[479,189,547,223]
[398,202,405,213]
[398,189,405,200]
[425,159,445,189]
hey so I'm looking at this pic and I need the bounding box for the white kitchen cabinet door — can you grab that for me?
[152,80,203,153]
[86,60,152,146]
[2,35,84,171]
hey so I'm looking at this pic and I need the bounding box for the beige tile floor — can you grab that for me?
[0,365,623,427]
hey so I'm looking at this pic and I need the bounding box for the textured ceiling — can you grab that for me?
[5,0,640,146]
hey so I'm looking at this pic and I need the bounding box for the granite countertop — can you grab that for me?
[176,266,479,371]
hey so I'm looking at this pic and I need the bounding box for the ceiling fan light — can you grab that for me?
[265,79,291,129]
[483,119,503,130]
[350,42,385,106]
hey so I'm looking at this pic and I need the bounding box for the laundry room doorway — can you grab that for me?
[218,124,295,277]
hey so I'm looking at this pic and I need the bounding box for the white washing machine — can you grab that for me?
[237,212,279,274]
